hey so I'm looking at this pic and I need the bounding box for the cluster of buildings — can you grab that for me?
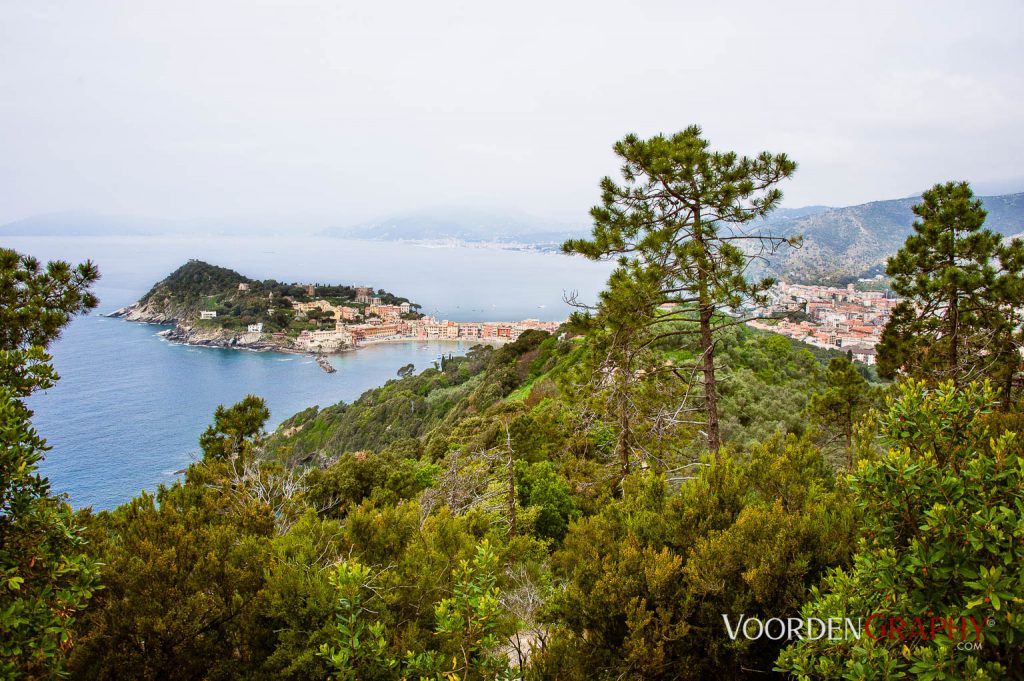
[292,299,411,322]
[746,282,899,365]
[295,316,561,352]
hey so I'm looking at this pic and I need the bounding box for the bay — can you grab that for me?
[5,235,611,510]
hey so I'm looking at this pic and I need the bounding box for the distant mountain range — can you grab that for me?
[0,212,323,237]
[756,192,1024,283]
[5,193,1023,285]
[321,207,586,247]
[0,213,179,237]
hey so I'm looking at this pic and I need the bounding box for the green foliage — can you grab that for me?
[304,449,438,517]
[0,248,99,352]
[717,327,828,449]
[878,182,1024,397]
[514,462,578,543]
[806,357,874,469]
[318,560,397,681]
[260,511,348,680]
[199,394,270,462]
[0,381,100,679]
[776,380,1024,679]
[319,540,513,681]
[69,476,277,680]
[433,540,513,680]
[266,336,558,464]
[534,436,856,680]
[563,125,798,454]
[0,248,100,678]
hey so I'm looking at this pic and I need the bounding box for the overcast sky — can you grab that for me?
[1,1,1022,228]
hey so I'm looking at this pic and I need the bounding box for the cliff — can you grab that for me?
[155,325,294,352]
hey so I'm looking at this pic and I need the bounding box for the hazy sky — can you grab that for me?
[2,1,1022,227]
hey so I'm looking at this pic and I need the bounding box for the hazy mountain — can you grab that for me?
[759,192,1024,284]
[323,207,587,246]
[761,205,834,222]
[7,193,1022,285]
[0,212,182,237]
[0,212,325,237]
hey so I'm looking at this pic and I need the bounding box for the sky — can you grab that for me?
[1,0,1022,229]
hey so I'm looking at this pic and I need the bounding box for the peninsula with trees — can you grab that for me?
[111,260,561,356]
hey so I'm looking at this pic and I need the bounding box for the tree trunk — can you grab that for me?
[506,451,517,537]
[617,372,632,482]
[693,204,721,459]
[947,234,959,386]
[1004,365,1015,411]
[700,305,720,459]
[949,292,959,387]
[845,404,854,472]
[503,424,517,536]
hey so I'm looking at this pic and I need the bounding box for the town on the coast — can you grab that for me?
[745,281,899,365]
[291,299,562,353]
[197,284,561,353]
[123,261,902,369]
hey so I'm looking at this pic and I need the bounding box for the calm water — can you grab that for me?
[7,235,611,510]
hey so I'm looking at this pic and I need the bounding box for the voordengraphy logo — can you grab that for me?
[722,614,988,643]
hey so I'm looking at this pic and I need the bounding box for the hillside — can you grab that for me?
[264,323,859,467]
[759,192,1024,283]
[112,260,417,348]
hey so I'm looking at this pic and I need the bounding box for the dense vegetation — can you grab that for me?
[0,248,100,678]
[4,133,1023,680]
[136,259,418,333]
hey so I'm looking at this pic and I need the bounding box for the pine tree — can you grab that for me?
[199,395,270,462]
[0,248,100,677]
[806,357,872,470]
[878,181,1024,396]
[564,126,797,456]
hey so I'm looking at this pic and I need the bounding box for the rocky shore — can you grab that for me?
[154,325,296,352]
[108,303,300,354]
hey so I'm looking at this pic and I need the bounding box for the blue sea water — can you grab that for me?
[7,235,611,510]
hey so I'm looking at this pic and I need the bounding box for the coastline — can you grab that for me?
[351,335,511,349]
[109,297,520,366]
[153,327,511,355]
[119,316,509,360]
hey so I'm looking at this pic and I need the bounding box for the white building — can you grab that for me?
[247,323,263,333]
[296,328,353,351]
[200,310,217,319]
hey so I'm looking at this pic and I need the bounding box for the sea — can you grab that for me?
[4,235,612,511]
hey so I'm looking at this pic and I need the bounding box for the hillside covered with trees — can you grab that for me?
[3,129,1023,680]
